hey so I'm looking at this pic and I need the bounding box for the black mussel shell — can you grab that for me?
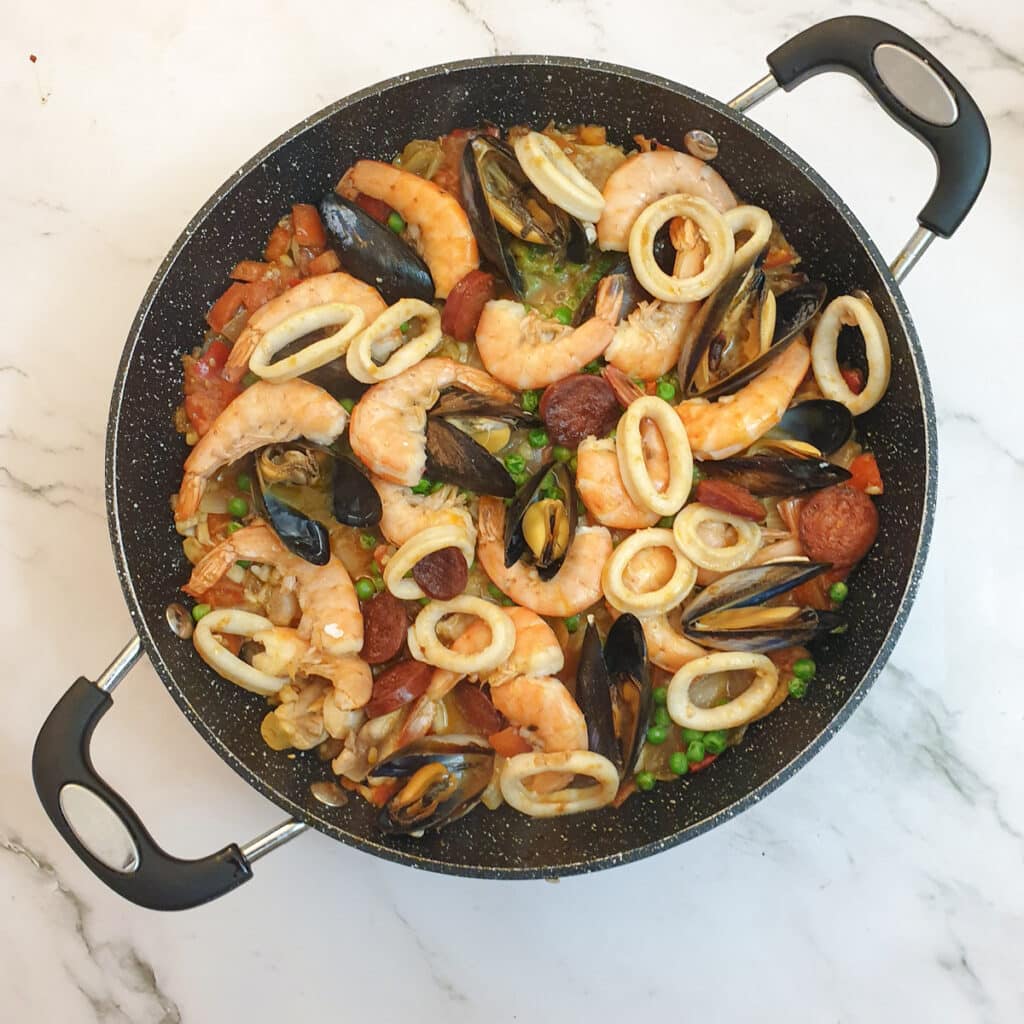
[503,461,577,580]
[302,358,367,403]
[254,485,331,566]
[566,215,590,265]
[774,399,854,455]
[332,456,382,528]
[573,255,651,327]
[684,606,846,652]
[424,417,515,497]
[684,560,831,620]
[604,613,651,777]
[697,454,851,496]
[575,621,621,773]
[319,193,433,305]
[431,387,536,425]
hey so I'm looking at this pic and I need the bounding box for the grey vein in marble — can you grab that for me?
[392,907,469,1004]
[938,410,1024,471]
[0,465,104,515]
[447,0,502,56]
[910,0,1024,74]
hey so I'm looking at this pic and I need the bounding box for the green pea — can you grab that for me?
[520,390,539,413]
[653,706,672,728]
[387,211,406,234]
[552,445,572,463]
[686,740,706,763]
[191,603,211,622]
[652,686,668,707]
[354,578,376,601]
[703,730,728,755]
[692,464,705,485]
[656,379,677,401]
[552,305,573,325]
[528,428,549,449]
[668,751,689,776]
[227,496,249,518]
[225,521,243,535]
[792,657,817,681]
[788,677,808,699]
[635,771,656,792]
[399,320,411,335]
[568,454,578,473]
[236,560,252,570]
[504,454,526,474]
[241,371,259,388]
[512,471,528,486]
[487,583,505,602]
[564,615,581,634]
[359,533,377,550]
[658,516,675,528]
[236,472,251,492]
[412,478,433,494]
[583,359,603,375]
[646,725,668,745]
[829,581,849,603]
[430,480,445,493]
[607,427,616,441]
[340,397,356,413]
[418,596,432,606]
[681,727,704,742]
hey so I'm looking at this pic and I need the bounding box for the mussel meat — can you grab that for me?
[424,417,515,497]
[319,193,433,305]
[772,399,854,455]
[369,735,494,834]
[697,454,851,496]
[682,560,845,652]
[503,461,577,579]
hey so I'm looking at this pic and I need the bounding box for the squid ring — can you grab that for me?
[193,609,289,696]
[249,302,366,381]
[725,205,773,274]
[602,528,697,616]
[408,595,516,674]
[811,292,891,415]
[346,298,442,383]
[384,524,475,600]
[666,651,779,731]
[673,503,762,571]
[628,195,734,302]
[500,750,619,817]
[513,131,606,223]
[617,395,693,516]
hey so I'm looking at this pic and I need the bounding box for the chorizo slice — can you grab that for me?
[694,479,765,522]
[412,546,469,600]
[798,484,878,567]
[364,660,433,719]
[360,591,409,665]
[540,373,621,447]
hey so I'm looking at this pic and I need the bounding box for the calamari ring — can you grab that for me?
[500,750,619,817]
[672,503,762,571]
[811,293,891,415]
[602,528,697,616]
[193,609,288,696]
[513,131,606,223]
[666,652,778,730]
[383,524,475,600]
[617,395,693,516]
[249,302,366,382]
[725,205,773,274]
[346,298,442,384]
[408,595,516,674]
[628,195,734,302]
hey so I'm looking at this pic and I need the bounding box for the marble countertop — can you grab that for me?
[2,1,1020,1020]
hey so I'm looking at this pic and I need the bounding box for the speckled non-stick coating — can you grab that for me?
[106,57,936,878]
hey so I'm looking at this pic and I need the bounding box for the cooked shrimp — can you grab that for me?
[175,379,347,532]
[676,341,811,460]
[349,357,513,486]
[631,611,707,672]
[475,276,623,389]
[222,272,387,383]
[374,477,475,547]
[490,675,588,754]
[476,496,612,617]
[427,606,565,699]
[338,160,478,298]
[185,521,363,656]
[575,436,660,530]
[596,149,737,251]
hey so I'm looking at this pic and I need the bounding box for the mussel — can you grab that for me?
[319,193,433,305]
[682,560,845,652]
[253,442,381,564]
[697,454,851,496]
[576,614,652,778]
[773,399,854,455]
[368,735,494,834]
[424,418,515,498]
[503,461,577,579]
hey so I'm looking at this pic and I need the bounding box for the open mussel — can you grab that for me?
[576,621,620,772]
[773,399,854,455]
[369,735,494,835]
[682,560,845,652]
[503,461,576,579]
[698,454,851,496]
[424,418,515,498]
[319,193,433,305]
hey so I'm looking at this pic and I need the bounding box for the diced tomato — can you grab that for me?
[433,126,500,197]
[229,260,270,282]
[441,270,495,341]
[205,282,247,333]
[354,193,393,223]
[840,367,865,395]
[264,217,293,260]
[273,258,303,290]
[200,578,246,608]
[848,452,884,495]
[202,338,231,369]
[488,727,532,758]
[687,753,718,773]
[307,250,342,276]
[241,277,282,312]
[205,512,235,543]
[763,247,795,269]
[291,203,326,250]
[183,343,241,436]
[219,633,244,657]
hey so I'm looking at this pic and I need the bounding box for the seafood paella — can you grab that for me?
[170,123,889,833]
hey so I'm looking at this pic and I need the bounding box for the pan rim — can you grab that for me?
[105,54,937,878]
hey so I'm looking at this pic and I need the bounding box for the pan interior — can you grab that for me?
[107,57,932,877]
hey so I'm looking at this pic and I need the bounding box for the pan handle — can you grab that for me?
[32,636,308,911]
[729,16,990,278]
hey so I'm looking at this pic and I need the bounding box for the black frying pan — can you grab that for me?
[33,17,989,910]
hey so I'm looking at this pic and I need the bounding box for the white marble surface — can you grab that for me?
[2,0,1021,1020]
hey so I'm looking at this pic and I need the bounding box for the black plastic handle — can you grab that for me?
[767,16,990,237]
[32,676,253,911]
